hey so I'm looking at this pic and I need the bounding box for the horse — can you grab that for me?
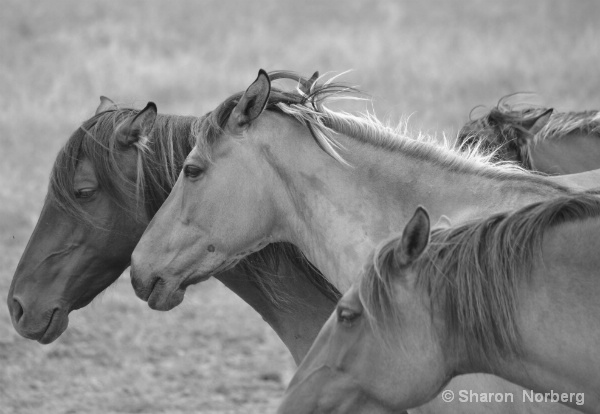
[457,96,600,174]
[278,196,600,413]
[6,72,341,364]
[130,69,597,413]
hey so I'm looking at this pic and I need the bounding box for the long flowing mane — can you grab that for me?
[48,99,340,307]
[458,94,600,168]
[359,193,600,366]
[201,74,569,194]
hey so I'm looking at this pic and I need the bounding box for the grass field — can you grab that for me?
[1,0,599,413]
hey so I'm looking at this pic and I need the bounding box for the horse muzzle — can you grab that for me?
[8,296,69,344]
[130,270,186,311]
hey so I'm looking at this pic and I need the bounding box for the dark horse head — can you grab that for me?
[8,74,337,345]
[6,98,194,343]
[457,96,553,167]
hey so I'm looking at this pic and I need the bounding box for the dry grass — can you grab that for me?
[1,0,599,412]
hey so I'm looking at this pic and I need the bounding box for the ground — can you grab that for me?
[1,0,599,413]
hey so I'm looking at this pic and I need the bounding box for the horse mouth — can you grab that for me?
[38,309,66,344]
[140,276,161,302]
[136,272,210,311]
[146,278,186,311]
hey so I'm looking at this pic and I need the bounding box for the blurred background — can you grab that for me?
[1,0,599,413]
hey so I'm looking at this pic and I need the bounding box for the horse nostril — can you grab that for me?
[11,297,24,324]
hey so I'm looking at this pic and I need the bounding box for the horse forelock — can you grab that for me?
[359,193,600,366]
[49,108,198,228]
[358,237,407,352]
[199,71,363,165]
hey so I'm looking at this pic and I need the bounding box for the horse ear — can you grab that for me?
[433,214,452,229]
[302,71,319,94]
[227,69,271,133]
[518,108,553,143]
[116,102,157,147]
[95,96,116,115]
[396,206,430,267]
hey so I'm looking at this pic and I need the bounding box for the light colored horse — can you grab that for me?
[278,196,600,413]
[458,99,600,174]
[131,70,597,414]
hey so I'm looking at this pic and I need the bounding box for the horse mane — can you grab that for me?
[533,110,600,143]
[199,71,359,165]
[203,75,570,195]
[458,94,600,168]
[359,193,600,366]
[49,96,340,309]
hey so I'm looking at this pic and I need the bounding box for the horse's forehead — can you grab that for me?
[74,157,98,186]
[248,110,303,139]
[208,113,287,152]
[188,145,208,161]
[339,284,362,310]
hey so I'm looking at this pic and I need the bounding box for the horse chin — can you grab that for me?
[37,310,69,345]
[179,272,212,290]
[146,281,186,311]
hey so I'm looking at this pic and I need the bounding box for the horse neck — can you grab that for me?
[447,217,600,408]
[267,122,568,291]
[521,220,600,406]
[529,131,600,174]
[216,258,335,364]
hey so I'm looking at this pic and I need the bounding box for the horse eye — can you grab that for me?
[337,308,360,326]
[74,189,96,199]
[184,165,204,179]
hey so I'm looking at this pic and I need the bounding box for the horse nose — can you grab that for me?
[10,296,24,325]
